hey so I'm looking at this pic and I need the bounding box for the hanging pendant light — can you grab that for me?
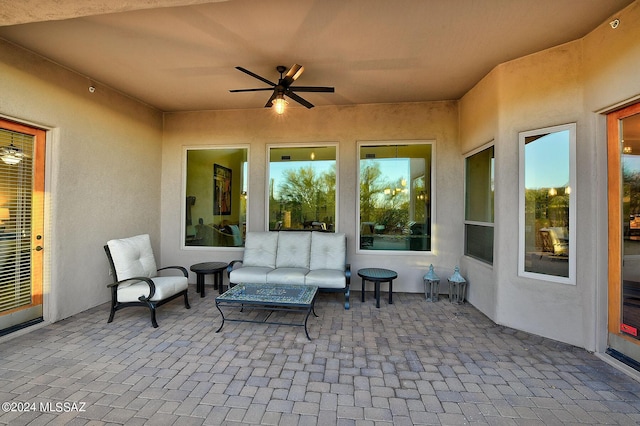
[0,144,25,165]
[272,94,288,115]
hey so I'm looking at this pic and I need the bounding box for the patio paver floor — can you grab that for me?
[1,285,639,425]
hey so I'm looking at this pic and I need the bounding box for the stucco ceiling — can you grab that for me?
[0,0,634,112]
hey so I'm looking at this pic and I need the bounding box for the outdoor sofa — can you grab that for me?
[227,231,351,309]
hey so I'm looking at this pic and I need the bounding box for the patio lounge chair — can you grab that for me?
[104,234,190,327]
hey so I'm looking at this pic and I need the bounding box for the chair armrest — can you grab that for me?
[227,260,244,279]
[107,276,157,301]
[157,265,188,277]
[227,259,244,279]
[345,264,351,284]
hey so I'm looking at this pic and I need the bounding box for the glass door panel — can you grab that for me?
[621,112,640,341]
[0,119,45,335]
[608,102,640,366]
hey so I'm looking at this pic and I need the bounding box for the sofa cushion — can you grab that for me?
[310,232,346,271]
[117,275,188,302]
[267,267,310,285]
[305,269,346,289]
[242,232,279,268]
[107,234,157,281]
[229,266,273,284]
[276,231,311,269]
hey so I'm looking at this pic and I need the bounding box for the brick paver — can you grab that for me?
[0,285,639,425]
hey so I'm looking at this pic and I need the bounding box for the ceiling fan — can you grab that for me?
[230,64,334,113]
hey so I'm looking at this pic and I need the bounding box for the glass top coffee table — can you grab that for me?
[215,283,319,340]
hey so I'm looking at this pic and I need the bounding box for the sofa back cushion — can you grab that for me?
[242,232,279,268]
[276,231,311,269]
[310,232,346,271]
[107,234,157,280]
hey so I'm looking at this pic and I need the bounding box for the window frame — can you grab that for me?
[356,140,435,255]
[181,144,250,250]
[518,123,576,284]
[463,141,495,265]
[265,142,339,232]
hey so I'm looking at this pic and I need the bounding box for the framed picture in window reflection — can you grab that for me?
[214,164,232,215]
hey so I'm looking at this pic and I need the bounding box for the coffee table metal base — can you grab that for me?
[215,284,318,340]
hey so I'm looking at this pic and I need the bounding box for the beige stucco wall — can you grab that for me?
[161,102,463,295]
[458,66,499,321]
[583,1,640,111]
[459,43,591,348]
[496,42,586,347]
[582,1,640,354]
[0,0,638,354]
[458,0,640,351]
[0,39,163,323]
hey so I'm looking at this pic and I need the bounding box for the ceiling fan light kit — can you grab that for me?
[272,96,288,115]
[230,64,334,114]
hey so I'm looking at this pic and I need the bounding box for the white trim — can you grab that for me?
[518,123,576,285]
[265,142,339,232]
[355,139,435,255]
[464,220,494,227]
[595,352,640,384]
[463,140,495,158]
[43,126,57,324]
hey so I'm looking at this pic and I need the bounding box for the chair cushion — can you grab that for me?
[107,234,157,281]
[276,231,311,269]
[229,266,273,284]
[310,232,346,271]
[242,232,279,268]
[305,269,346,289]
[267,267,310,285]
[117,275,188,302]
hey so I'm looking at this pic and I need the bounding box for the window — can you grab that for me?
[268,145,337,231]
[358,142,433,252]
[465,144,494,264]
[184,147,248,248]
[519,124,576,283]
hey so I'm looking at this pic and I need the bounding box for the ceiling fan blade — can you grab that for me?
[281,64,305,87]
[285,91,314,109]
[229,88,275,92]
[285,64,304,81]
[264,92,277,108]
[288,86,335,93]
[235,66,276,87]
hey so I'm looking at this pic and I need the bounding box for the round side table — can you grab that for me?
[190,262,228,297]
[357,267,398,308]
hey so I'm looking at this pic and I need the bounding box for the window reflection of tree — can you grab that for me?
[270,164,335,230]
